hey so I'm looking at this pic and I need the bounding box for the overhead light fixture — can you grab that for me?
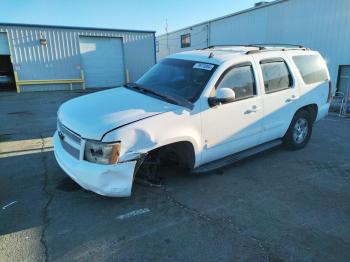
[40,32,47,45]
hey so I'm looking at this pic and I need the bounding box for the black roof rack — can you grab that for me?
[246,46,309,55]
[249,43,305,48]
[202,44,265,50]
[200,44,309,55]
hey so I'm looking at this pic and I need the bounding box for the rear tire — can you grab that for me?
[283,110,313,150]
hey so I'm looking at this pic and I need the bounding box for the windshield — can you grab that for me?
[136,58,217,102]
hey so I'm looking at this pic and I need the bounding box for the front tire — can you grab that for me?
[283,110,313,150]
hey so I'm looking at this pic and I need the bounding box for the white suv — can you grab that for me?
[54,45,331,197]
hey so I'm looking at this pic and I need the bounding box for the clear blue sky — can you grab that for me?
[0,0,271,35]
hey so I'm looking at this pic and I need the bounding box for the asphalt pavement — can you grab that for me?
[1,90,350,261]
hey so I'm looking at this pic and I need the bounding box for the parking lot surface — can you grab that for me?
[1,90,350,262]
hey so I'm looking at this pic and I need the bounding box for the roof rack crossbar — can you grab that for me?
[250,43,305,48]
[199,44,308,55]
[246,47,309,55]
[202,44,265,50]
[202,43,305,51]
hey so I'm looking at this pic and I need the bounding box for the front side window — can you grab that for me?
[292,55,328,84]
[181,34,191,48]
[216,65,256,100]
[136,58,217,102]
[261,59,293,93]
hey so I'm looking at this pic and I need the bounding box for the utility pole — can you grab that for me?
[165,19,170,55]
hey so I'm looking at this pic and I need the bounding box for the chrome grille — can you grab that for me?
[58,120,81,144]
[57,119,81,159]
[61,138,80,159]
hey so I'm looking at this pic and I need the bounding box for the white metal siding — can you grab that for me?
[0,25,155,91]
[209,0,350,90]
[0,33,10,54]
[156,0,350,90]
[79,36,125,88]
[157,24,209,61]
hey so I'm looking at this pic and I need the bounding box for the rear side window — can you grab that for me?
[292,55,328,84]
[217,65,256,100]
[261,59,293,93]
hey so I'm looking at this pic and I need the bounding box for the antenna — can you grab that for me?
[165,18,168,33]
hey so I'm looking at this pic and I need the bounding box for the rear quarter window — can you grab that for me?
[292,55,328,84]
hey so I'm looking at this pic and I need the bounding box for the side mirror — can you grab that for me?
[208,88,236,107]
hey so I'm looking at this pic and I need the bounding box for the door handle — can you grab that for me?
[285,95,298,103]
[245,105,260,114]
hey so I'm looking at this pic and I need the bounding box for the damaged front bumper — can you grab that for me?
[53,132,138,197]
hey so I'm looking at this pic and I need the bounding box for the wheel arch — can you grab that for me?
[297,103,318,123]
[146,140,196,170]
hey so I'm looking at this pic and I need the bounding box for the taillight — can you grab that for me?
[327,80,332,103]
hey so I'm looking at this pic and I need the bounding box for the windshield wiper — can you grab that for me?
[125,83,194,110]
[125,83,145,92]
[126,82,172,101]
[125,83,179,104]
[141,87,180,105]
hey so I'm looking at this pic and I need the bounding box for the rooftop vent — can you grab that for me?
[254,1,269,7]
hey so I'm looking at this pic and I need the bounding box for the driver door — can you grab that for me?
[201,60,264,164]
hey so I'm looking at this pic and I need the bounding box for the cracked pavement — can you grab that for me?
[1,90,350,261]
[40,135,53,262]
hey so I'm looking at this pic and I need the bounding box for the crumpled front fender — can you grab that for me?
[53,132,138,197]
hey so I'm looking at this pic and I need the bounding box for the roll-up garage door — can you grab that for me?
[79,36,125,88]
[0,33,10,55]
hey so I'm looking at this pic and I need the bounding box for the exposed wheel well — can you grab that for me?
[298,104,318,123]
[147,141,196,170]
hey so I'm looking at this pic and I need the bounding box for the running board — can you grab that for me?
[192,139,282,174]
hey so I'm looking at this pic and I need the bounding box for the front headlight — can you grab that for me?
[84,140,121,165]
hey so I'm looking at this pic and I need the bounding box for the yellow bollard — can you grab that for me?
[81,70,86,90]
[125,69,130,84]
[14,71,20,93]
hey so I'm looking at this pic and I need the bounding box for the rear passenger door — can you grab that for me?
[254,54,300,143]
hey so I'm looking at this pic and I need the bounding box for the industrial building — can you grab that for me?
[0,23,156,92]
[156,0,350,95]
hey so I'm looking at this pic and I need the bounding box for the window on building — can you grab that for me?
[336,65,350,94]
[156,40,159,52]
[292,55,328,84]
[181,34,191,48]
[216,65,256,100]
[260,59,293,93]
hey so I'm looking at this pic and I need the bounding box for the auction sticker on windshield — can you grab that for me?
[193,63,215,71]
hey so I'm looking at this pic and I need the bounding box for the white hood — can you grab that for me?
[58,87,177,140]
